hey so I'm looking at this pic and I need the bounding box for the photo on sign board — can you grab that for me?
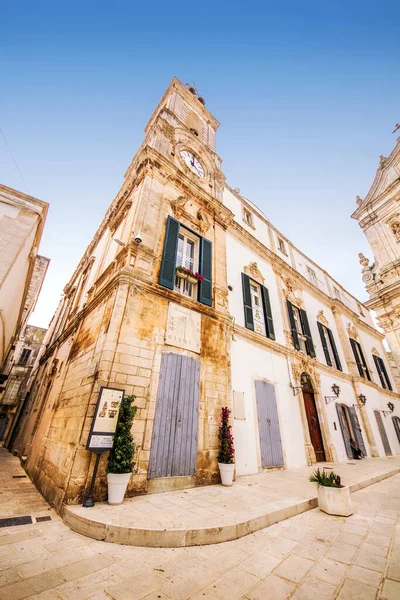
[93,389,124,433]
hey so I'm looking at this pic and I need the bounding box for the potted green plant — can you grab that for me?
[309,468,352,517]
[217,406,235,486]
[106,395,137,505]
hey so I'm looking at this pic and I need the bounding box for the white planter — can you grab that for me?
[317,485,352,517]
[107,472,131,505]
[218,462,235,486]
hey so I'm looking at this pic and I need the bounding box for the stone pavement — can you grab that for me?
[1,449,400,599]
[64,456,400,547]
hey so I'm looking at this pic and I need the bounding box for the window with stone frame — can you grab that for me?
[18,348,32,366]
[349,338,371,381]
[372,355,392,391]
[159,216,213,307]
[174,228,200,299]
[277,237,287,254]
[242,207,254,228]
[307,266,318,288]
[317,322,342,370]
[286,300,315,356]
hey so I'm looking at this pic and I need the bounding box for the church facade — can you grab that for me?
[10,79,400,510]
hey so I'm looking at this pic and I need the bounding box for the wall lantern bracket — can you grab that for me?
[353,394,367,409]
[324,383,341,405]
[382,401,395,417]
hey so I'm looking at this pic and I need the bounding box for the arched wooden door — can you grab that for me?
[301,373,326,462]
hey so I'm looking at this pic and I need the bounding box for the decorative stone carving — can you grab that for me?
[391,220,400,242]
[358,253,369,268]
[379,155,387,167]
[347,322,358,339]
[359,253,375,284]
[170,195,189,218]
[291,355,318,386]
[317,310,329,326]
[356,195,363,206]
[282,277,304,307]
[196,208,211,235]
[371,346,380,356]
[244,262,265,285]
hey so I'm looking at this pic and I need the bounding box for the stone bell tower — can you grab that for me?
[352,136,400,383]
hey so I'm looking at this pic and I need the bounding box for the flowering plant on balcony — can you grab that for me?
[175,266,204,281]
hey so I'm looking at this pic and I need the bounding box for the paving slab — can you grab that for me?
[64,456,400,547]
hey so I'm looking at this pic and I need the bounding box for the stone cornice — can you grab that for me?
[233,323,399,399]
[229,220,382,340]
[41,267,232,366]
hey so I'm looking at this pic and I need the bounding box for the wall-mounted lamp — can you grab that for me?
[324,383,341,405]
[353,394,367,410]
[382,401,395,416]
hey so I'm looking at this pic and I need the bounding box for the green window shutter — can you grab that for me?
[379,358,393,391]
[350,338,364,377]
[242,273,254,331]
[159,216,180,290]
[357,341,371,381]
[198,237,212,306]
[286,300,300,350]
[374,355,392,391]
[299,309,316,357]
[317,322,332,367]
[327,328,342,371]
[260,286,275,340]
[373,355,386,388]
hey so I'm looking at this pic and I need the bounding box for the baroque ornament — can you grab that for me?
[347,322,358,339]
[317,310,329,326]
[283,277,304,307]
[244,262,265,284]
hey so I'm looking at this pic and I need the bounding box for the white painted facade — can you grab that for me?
[224,184,400,472]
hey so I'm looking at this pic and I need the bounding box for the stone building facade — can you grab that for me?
[0,185,48,368]
[11,79,400,511]
[0,324,47,443]
[352,140,400,381]
[0,184,49,441]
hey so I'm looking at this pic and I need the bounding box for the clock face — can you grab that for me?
[180,150,205,178]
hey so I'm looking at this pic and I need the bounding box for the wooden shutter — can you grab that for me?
[336,403,353,458]
[286,300,300,350]
[349,406,367,456]
[261,286,275,340]
[356,341,371,381]
[374,410,392,456]
[242,273,254,330]
[198,237,212,306]
[317,322,332,367]
[159,216,180,290]
[299,309,316,357]
[350,338,364,378]
[374,355,392,391]
[373,355,386,388]
[327,328,342,371]
[392,416,400,444]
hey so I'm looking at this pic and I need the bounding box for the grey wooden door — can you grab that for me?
[374,410,392,456]
[149,353,200,479]
[349,406,367,456]
[255,381,284,467]
[336,403,352,458]
[392,416,400,445]
[0,413,8,441]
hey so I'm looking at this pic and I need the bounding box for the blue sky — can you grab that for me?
[1,1,399,328]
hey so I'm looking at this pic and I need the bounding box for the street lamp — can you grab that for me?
[325,384,341,405]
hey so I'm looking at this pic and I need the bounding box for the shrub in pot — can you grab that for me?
[107,395,137,505]
[217,406,235,486]
[309,468,352,517]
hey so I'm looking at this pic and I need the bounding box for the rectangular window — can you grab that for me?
[242,273,275,340]
[317,322,342,370]
[18,348,32,366]
[307,267,318,288]
[159,216,212,306]
[358,303,365,317]
[250,281,266,336]
[174,229,200,299]
[373,355,393,391]
[333,287,341,300]
[286,301,315,356]
[277,238,286,254]
[350,338,371,381]
[242,207,254,228]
